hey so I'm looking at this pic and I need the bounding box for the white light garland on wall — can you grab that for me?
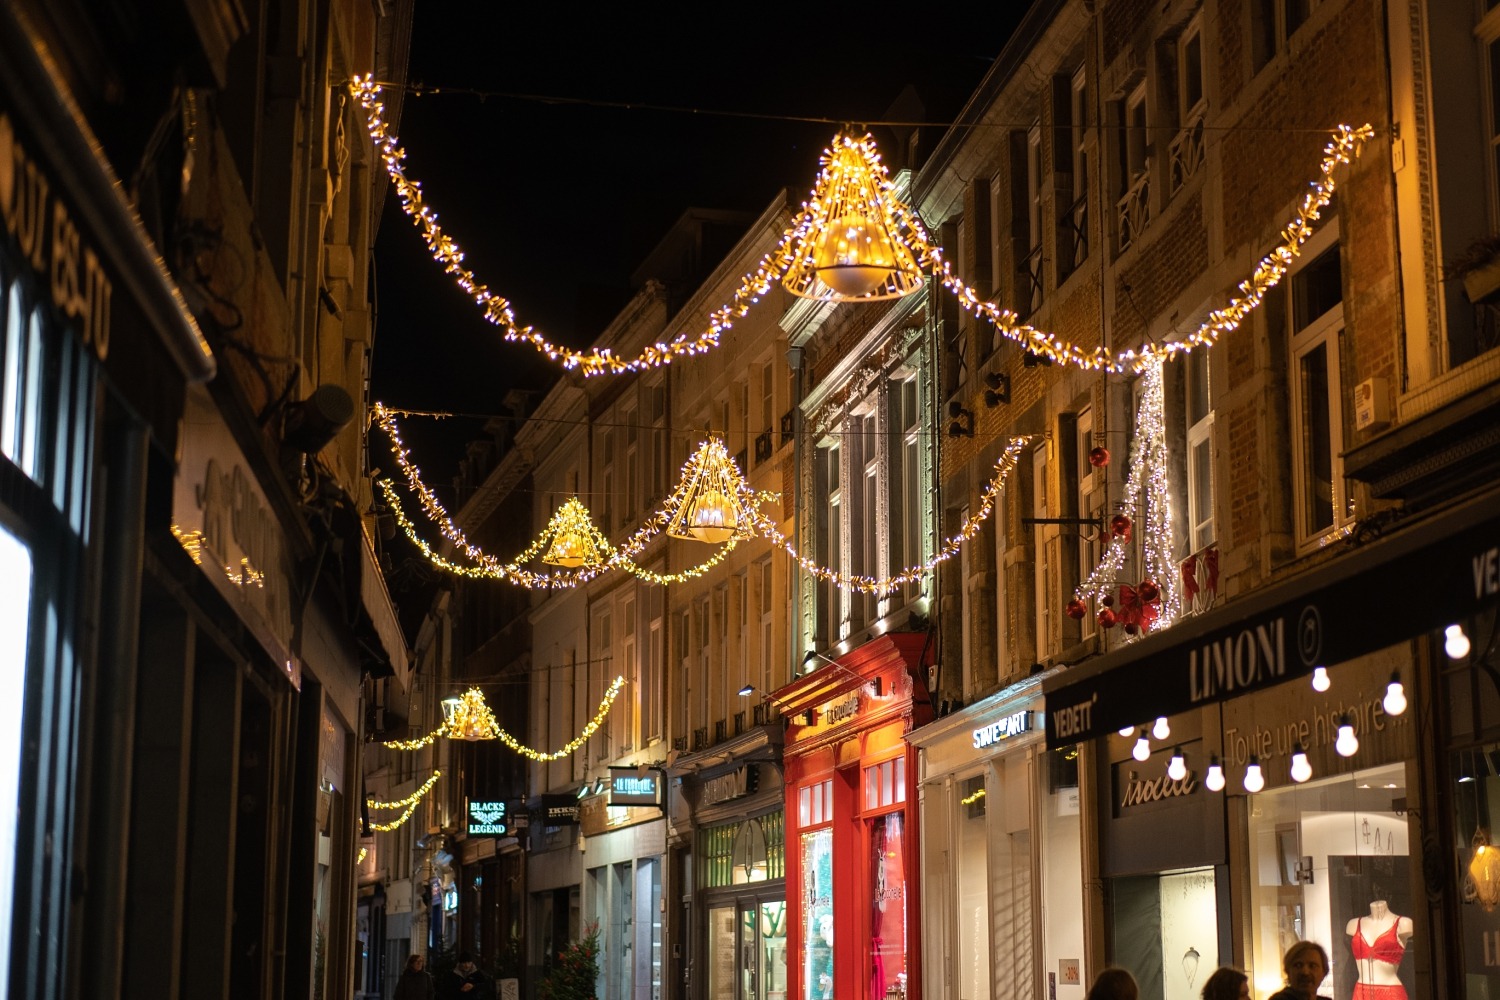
[1072,358,1181,634]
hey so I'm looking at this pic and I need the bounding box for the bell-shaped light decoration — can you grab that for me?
[1244,755,1265,794]
[666,439,760,544]
[783,132,923,302]
[1290,743,1313,783]
[1311,666,1331,692]
[1335,715,1359,757]
[1153,716,1171,741]
[445,687,499,742]
[538,498,608,569]
[1167,747,1187,782]
[1204,754,1226,792]
[1446,624,1472,660]
[1383,670,1408,716]
[1132,731,1151,762]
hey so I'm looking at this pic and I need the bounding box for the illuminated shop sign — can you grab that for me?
[540,794,579,825]
[608,768,662,808]
[466,800,507,836]
[972,709,1036,749]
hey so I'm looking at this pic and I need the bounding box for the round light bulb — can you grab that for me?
[1244,756,1265,794]
[1119,726,1136,738]
[1167,748,1187,782]
[1153,716,1171,741]
[1383,673,1407,716]
[1205,756,1226,792]
[1290,745,1312,783]
[1311,666,1330,692]
[1335,717,1359,757]
[1446,624,1471,660]
[1132,733,1151,762]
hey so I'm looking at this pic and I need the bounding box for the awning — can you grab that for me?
[1043,489,1500,749]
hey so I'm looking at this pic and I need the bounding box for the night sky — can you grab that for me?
[369,7,1033,487]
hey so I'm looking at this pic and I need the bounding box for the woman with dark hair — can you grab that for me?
[1269,941,1330,1000]
[1085,967,1140,1000]
[394,952,436,1000]
[1201,966,1250,1000]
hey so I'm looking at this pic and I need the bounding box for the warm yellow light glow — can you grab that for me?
[493,676,626,761]
[447,687,500,741]
[666,439,760,544]
[784,133,922,301]
[537,499,609,569]
[1473,842,1500,911]
[366,770,442,832]
[350,75,1370,380]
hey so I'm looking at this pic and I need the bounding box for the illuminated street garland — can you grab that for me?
[366,770,442,832]
[753,436,1032,596]
[911,124,1373,373]
[1072,358,1181,633]
[381,717,449,750]
[495,676,626,761]
[351,72,1371,378]
[374,404,771,587]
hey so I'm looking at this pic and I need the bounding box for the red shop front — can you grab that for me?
[775,633,933,1000]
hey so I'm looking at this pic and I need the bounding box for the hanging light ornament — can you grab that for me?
[538,498,610,569]
[445,687,500,741]
[666,438,760,544]
[783,131,923,301]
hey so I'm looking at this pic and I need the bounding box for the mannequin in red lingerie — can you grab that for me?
[1345,900,1412,1000]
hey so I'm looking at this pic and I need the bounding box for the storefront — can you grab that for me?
[668,718,787,1000]
[575,771,667,1000]
[909,673,1088,1000]
[1046,490,1500,1000]
[776,633,934,1000]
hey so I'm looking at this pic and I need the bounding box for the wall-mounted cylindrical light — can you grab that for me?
[1383,670,1408,716]
[1167,747,1187,782]
[1204,754,1226,792]
[1243,755,1265,794]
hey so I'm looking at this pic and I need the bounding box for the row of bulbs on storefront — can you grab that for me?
[1121,624,1472,792]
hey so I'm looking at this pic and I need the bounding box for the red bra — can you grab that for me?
[1352,918,1405,965]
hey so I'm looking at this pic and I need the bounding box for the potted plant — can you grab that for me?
[1446,234,1500,304]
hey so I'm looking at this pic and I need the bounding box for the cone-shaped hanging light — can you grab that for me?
[446,687,499,741]
[783,132,923,302]
[538,498,609,568]
[666,439,760,543]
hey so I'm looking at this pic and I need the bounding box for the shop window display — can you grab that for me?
[868,812,908,1000]
[800,828,834,1000]
[1453,742,1500,996]
[956,775,991,1000]
[1246,764,1412,1000]
[1110,868,1218,1000]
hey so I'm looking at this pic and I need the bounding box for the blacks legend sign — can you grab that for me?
[467,800,507,837]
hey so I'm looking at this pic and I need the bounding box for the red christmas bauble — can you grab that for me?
[1138,579,1161,604]
[1110,513,1133,539]
[1101,593,1115,608]
[1065,598,1088,620]
[1097,608,1118,629]
[1088,446,1110,468]
[1123,622,1140,636]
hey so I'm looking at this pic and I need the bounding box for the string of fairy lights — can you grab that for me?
[366,770,442,832]
[376,398,1032,595]
[494,676,627,761]
[350,74,1372,380]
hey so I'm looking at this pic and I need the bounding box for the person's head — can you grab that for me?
[405,953,425,973]
[1282,941,1329,996]
[457,952,477,974]
[1201,967,1249,1000]
[1086,967,1139,1000]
